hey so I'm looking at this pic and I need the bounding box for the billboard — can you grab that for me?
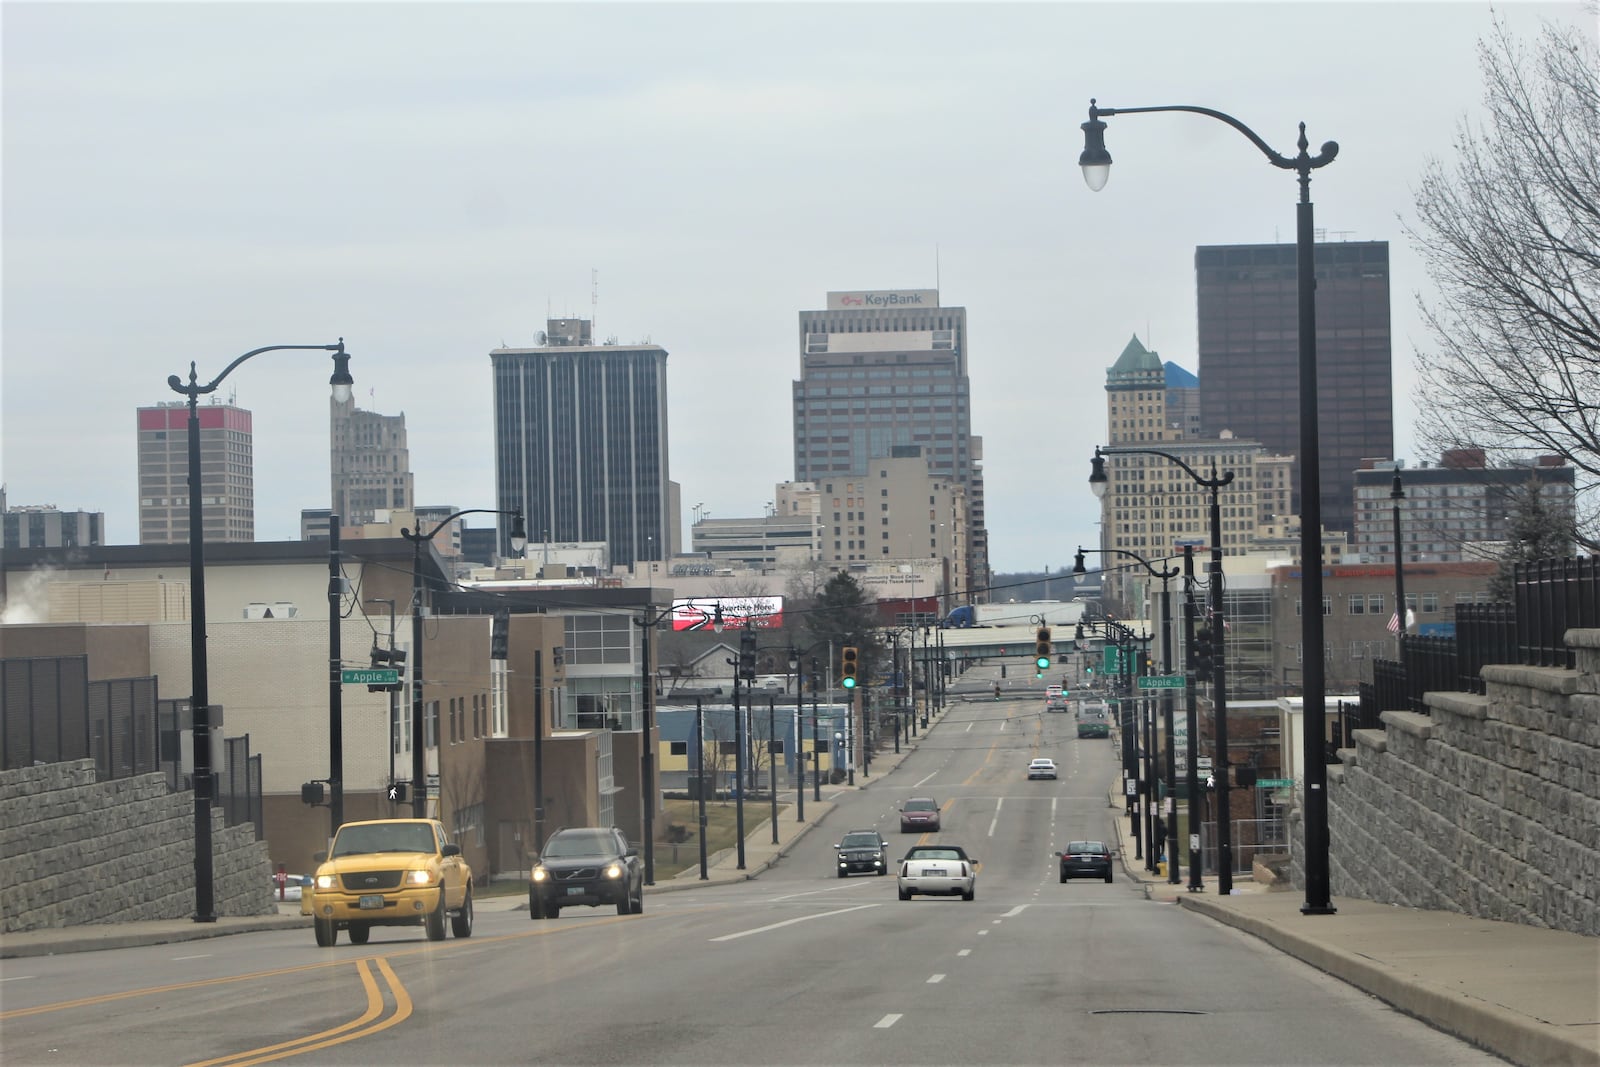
[826,289,938,311]
[671,596,785,632]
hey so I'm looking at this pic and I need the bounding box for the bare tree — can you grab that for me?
[1405,14,1600,549]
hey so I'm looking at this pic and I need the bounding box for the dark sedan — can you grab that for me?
[1058,840,1114,883]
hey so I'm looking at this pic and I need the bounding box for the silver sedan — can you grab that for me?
[897,844,977,901]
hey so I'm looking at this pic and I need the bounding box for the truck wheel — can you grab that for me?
[314,917,336,947]
[451,886,474,938]
[347,923,371,945]
[424,889,447,941]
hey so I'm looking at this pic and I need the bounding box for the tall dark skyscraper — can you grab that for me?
[1196,240,1393,536]
[492,318,671,568]
[793,289,989,595]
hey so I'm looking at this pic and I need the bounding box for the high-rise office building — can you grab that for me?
[2,499,104,550]
[1196,240,1393,536]
[793,289,989,596]
[492,319,671,569]
[136,400,253,544]
[330,398,413,527]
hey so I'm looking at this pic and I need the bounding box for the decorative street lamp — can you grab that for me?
[1392,470,1408,655]
[400,508,526,820]
[168,340,351,923]
[635,599,677,884]
[1091,445,1237,893]
[1081,96,1339,915]
[1076,547,1182,884]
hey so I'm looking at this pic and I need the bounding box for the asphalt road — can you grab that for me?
[0,693,1500,1066]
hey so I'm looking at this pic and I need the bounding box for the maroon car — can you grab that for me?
[899,797,941,833]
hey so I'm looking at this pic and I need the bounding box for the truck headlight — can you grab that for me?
[404,869,431,885]
[315,874,336,890]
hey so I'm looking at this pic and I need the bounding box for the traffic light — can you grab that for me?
[841,646,859,689]
[1193,627,1214,676]
[300,781,325,806]
[739,625,757,681]
[1035,628,1052,673]
[368,646,407,692]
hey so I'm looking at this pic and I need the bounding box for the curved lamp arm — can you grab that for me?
[403,507,527,554]
[1080,99,1338,192]
[169,340,352,403]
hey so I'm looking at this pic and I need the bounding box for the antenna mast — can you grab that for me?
[591,268,599,337]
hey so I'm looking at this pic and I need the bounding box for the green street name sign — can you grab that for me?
[1257,777,1294,789]
[342,668,399,686]
[1137,675,1185,690]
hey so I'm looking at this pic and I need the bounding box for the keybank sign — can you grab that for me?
[826,289,938,311]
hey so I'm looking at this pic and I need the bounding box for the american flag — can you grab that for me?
[1387,612,1401,635]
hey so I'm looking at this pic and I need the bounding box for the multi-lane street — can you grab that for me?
[1,694,1498,1066]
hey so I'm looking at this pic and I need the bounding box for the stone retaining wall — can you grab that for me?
[1292,629,1600,936]
[0,760,277,932]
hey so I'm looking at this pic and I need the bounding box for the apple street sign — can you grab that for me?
[1137,675,1185,690]
[341,668,399,686]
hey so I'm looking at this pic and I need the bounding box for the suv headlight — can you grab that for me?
[531,867,549,882]
[404,869,432,885]
[604,862,623,879]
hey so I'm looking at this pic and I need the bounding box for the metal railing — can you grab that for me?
[2,656,262,830]
[1364,556,1598,718]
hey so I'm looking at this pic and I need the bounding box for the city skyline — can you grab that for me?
[4,2,1587,573]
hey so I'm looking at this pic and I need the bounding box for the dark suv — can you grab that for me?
[834,829,890,877]
[529,827,644,919]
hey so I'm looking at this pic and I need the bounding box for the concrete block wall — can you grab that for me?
[1292,629,1600,936]
[0,760,277,933]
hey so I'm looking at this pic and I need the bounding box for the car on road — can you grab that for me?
[898,844,977,901]
[1058,840,1115,883]
[274,873,313,901]
[1027,758,1058,780]
[305,818,474,947]
[834,829,890,877]
[529,827,644,919]
[899,797,942,833]
[1045,685,1069,712]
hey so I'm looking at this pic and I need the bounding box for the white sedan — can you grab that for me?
[1028,758,1058,779]
[897,845,977,901]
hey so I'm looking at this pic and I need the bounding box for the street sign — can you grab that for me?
[341,668,399,686]
[1196,756,1213,770]
[1137,675,1185,690]
[1257,777,1294,789]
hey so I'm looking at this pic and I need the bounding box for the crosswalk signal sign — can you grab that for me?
[1035,628,1052,673]
[841,646,859,689]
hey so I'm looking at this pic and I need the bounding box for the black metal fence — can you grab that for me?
[2,656,262,830]
[1361,556,1599,722]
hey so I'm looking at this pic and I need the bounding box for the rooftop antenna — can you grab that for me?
[935,243,940,295]
[592,268,598,336]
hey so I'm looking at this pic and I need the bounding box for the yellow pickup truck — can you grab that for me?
[303,818,473,947]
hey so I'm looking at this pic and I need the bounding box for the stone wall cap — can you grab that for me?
[1378,711,1434,739]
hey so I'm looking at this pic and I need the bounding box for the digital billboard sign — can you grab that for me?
[670,596,785,632]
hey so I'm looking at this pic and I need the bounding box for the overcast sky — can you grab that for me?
[3,1,1590,574]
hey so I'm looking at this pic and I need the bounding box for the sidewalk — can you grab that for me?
[1104,745,1598,1067]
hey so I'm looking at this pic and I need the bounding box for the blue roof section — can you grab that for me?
[1164,361,1198,388]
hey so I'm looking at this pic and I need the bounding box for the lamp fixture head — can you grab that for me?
[1073,548,1087,575]
[711,603,724,633]
[328,340,354,404]
[1080,101,1112,191]
[1088,449,1109,499]
[508,509,528,554]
